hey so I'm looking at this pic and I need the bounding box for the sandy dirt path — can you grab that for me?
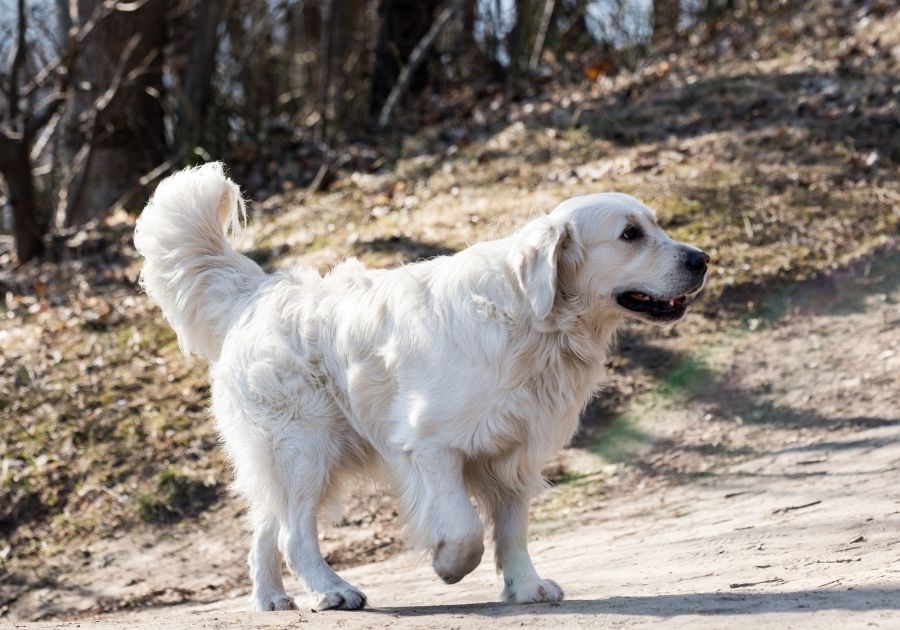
[13,410,900,629]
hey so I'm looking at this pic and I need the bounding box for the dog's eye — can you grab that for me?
[620,225,642,241]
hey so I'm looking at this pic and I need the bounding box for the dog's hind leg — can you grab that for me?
[218,395,365,610]
[248,513,296,611]
[279,458,367,611]
[390,448,485,584]
[492,489,564,604]
[215,394,300,612]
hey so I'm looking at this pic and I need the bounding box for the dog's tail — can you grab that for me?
[134,162,266,361]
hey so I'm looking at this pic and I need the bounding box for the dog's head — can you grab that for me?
[508,193,708,325]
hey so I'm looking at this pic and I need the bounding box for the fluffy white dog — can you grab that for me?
[134,162,708,611]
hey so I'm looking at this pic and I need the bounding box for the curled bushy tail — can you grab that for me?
[134,162,265,361]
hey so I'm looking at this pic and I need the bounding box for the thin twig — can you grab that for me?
[25,92,66,137]
[104,149,184,215]
[376,0,461,129]
[29,103,62,161]
[306,162,330,196]
[729,578,785,589]
[530,0,555,70]
[772,500,822,515]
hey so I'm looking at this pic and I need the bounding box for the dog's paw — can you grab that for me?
[310,584,367,611]
[251,592,298,611]
[501,578,564,604]
[432,536,485,584]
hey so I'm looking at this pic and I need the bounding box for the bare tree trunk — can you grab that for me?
[64,0,168,226]
[318,0,337,145]
[509,0,541,77]
[174,0,226,159]
[0,0,56,262]
[286,0,321,119]
[704,0,737,20]
[1,138,45,262]
[652,0,680,43]
[462,0,476,50]
[369,0,438,117]
[1,0,46,262]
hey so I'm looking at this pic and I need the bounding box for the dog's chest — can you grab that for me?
[453,357,597,460]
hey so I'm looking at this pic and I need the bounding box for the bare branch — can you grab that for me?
[56,0,74,37]
[112,1,150,12]
[89,33,142,114]
[105,149,184,215]
[530,0,556,70]
[377,1,461,129]
[25,92,66,137]
[22,0,149,99]
[29,104,61,161]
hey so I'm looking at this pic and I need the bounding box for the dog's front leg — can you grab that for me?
[493,491,564,604]
[391,448,485,584]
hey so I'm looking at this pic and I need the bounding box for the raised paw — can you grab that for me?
[432,536,485,584]
[310,584,367,611]
[251,592,297,611]
[502,578,564,604]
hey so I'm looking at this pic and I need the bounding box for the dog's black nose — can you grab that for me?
[685,249,710,273]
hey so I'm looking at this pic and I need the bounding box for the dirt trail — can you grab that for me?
[7,252,900,629]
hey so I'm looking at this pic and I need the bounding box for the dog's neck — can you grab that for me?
[560,309,622,374]
[519,308,623,402]
[497,309,622,458]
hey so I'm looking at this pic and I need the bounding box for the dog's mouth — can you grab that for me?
[616,290,692,322]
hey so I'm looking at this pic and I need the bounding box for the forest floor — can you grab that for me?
[1,0,899,626]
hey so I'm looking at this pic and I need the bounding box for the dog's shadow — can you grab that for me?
[359,587,900,618]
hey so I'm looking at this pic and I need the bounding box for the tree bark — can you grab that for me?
[174,0,225,159]
[64,0,168,226]
[318,0,336,145]
[0,0,50,262]
[1,138,46,262]
[286,0,322,119]
[509,0,541,76]
[369,0,438,117]
[652,0,680,43]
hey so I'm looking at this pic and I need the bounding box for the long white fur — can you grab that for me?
[134,162,706,611]
[134,162,266,360]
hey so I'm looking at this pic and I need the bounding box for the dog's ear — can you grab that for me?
[508,217,570,320]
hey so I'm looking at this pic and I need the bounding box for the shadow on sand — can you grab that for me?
[360,588,900,618]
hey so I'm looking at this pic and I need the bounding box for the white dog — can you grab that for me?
[134,162,708,611]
